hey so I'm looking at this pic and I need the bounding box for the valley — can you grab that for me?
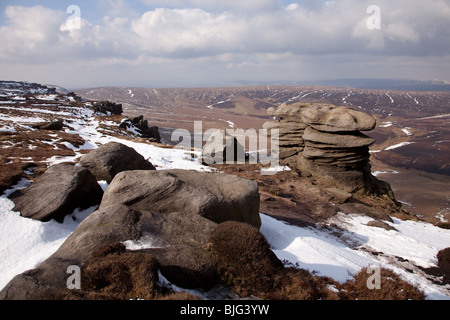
[76,85,450,223]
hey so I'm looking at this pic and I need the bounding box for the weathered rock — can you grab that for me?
[119,116,161,142]
[9,163,103,222]
[437,248,450,272]
[0,205,218,299]
[264,102,309,166]
[201,129,247,165]
[339,202,393,222]
[324,187,353,204]
[268,102,305,119]
[79,142,156,183]
[267,103,397,199]
[0,166,263,299]
[297,155,370,192]
[296,108,379,194]
[265,103,380,192]
[302,147,369,165]
[437,248,450,284]
[302,127,375,149]
[135,210,217,248]
[367,220,397,231]
[93,101,123,115]
[103,169,261,228]
[32,120,64,131]
[301,105,376,132]
[123,210,219,289]
[0,273,61,300]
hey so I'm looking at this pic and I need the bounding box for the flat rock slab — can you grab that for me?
[267,102,309,119]
[302,105,376,132]
[103,169,261,228]
[303,127,375,148]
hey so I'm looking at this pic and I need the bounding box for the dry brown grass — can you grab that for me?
[53,236,428,301]
[208,221,425,300]
[0,129,87,194]
[81,242,160,300]
[208,221,284,296]
[342,267,425,300]
[437,247,450,284]
[263,268,342,300]
[52,243,205,300]
[156,292,202,300]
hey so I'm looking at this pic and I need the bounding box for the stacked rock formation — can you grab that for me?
[297,104,376,193]
[263,102,308,167]
[264,103,397,198]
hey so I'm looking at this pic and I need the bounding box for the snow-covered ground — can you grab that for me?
[261,213,450,300]
[0,95,214,291]
[1,94,449,299]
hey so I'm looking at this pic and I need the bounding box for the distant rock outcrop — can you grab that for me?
[32,120,64,131]
[93,101,123,115]
[79,142,156,183]
[201,129,247,165]
[119,115,161,142]
[9,163,103,222]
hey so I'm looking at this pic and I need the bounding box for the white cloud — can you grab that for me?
[141,0,279,12]
[3,1,450,61]
[0,1,449,87]
[351,0,450,55]
[99,0,141,18]
[0,6,65,60]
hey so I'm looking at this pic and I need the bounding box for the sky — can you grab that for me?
[0,0,449,89]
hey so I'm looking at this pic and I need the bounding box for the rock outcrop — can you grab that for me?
[263,102,308,167]
[119,115,161,142]
[298,105,379,194]
[201,129,247,165]
[32,120,64,131]
[301,104,376,132]
[0,168,261,299]
[93,101,123,115]
[103,169,261,228]
[9,163,103,222]
[79,142,156,183]
[264,103,397,199]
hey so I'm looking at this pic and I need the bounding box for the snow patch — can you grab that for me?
[380,122,394,128]
[385,142,414,151]
[261,212,450,299]
[372,170,399,176]
[0,185,97,290]
[402,128,413,136]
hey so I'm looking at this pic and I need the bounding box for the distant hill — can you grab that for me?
[223,79,450,92]
[75,85,450,178]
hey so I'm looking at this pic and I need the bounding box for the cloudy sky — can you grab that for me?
[0,0,449,89]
